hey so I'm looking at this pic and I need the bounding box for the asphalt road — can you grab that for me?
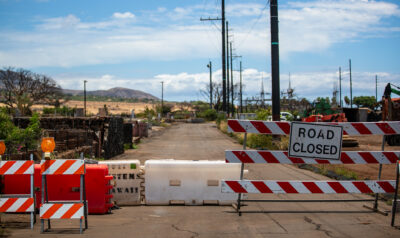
[5,122,400,238]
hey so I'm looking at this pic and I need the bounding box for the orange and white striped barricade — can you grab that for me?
[0,155,36,229]
[391,161,400,226]
[224,120,400,217]
[40,158,88,234]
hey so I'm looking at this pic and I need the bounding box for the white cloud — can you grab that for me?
[53,69,400,102]
[277,0,400,55]
[37,14,80,30]
[112,12,135,19]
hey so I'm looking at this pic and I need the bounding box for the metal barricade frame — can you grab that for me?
[0,154,36,229]
[40,154,88,234]
[224,120,400,219]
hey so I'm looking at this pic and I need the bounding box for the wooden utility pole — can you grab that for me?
[200,0,225,112]
[230,42,234,114]
[349,59,353,108]
[84,80,87,117]
[226,21,230,115]
[375,75,378,103]
[339,67,342,107]
[240,61,243,113]
[207,61,213,109]
[161,81,164,116]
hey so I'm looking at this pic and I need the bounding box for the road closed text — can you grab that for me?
[289,122,343,160]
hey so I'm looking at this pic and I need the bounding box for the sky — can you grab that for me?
[0,0,399,103]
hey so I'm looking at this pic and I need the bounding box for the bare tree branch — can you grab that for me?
[0,67,63,116]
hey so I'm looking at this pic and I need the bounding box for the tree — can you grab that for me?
[200,82,223,110]
[0,67,63,116]
[344,96,350,106]
[200,81,241,111]
[353,96,377,109]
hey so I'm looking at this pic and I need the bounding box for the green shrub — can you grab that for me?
[216,112,226,126]
[124,143,132,150]
[0,111,41,153]
[198,109,217,121]
[255,109,271,120]
[42,106,75,116]
[247,134,277,150]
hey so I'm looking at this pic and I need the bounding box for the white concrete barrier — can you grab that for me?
[99,160,142,206]
[145,160,241,205]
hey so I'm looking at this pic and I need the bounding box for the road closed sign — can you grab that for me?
[289,122,343,160]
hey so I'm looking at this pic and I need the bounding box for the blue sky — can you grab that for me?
[0,0,399,102]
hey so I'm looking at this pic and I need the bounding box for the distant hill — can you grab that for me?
[63,87,159,100]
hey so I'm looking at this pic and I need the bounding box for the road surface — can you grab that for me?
[5,122,400,238]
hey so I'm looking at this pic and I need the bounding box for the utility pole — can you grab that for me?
[161,81,164,117]
[339,67,342,107]
[349,59,353,108]
[230,42,234,115]
[84,80,87,117]
[375,75,378,103]
[240,61,243,113]
[221,0,226,113]
[207,61,213,109]
[200,0,225,112]
[270,0,281,121]
[226,21,230,115]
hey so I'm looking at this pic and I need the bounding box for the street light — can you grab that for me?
[84,80,87,117]
[207,62,213,109]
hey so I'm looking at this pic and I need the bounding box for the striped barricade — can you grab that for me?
[41,159,84,175]
[0,159,35,229]
[0,197,34,212]
[222,180,396,194]
[0,160,34,174]
[40,203,84,219]
[226,151,400,164]
[227,120,400,135]
[225,120,400,217]
[40,159,87,234]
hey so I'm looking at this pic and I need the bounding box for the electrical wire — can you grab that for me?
[236,2,269,49]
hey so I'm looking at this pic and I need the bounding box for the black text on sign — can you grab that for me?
[288,122,343,160]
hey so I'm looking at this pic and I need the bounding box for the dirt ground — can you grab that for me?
[3,123,400,238]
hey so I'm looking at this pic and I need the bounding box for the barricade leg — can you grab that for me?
[30,154,35,229]
[364,135,388,215]
[80,218,83,234]
[41,174,45,233]
[236,133,247,216]
[83,175,88,229]
[80,153,88,229]
[44,176,51,229]
[391,160,399,227]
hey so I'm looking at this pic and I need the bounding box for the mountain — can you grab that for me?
[63,87,159,100]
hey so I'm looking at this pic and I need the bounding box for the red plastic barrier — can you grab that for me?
[2,164,113,214]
